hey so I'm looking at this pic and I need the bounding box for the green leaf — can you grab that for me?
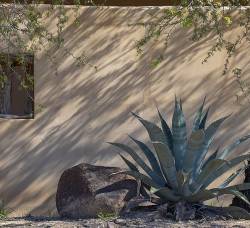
[209,188,250,206]
[119,154,139,172]
[219,166,247,189]
[205,115,230,146]
[192,97,206,132]
[199,107,210,130]
[129,136,162,176]
[157,109,173,151]
[183,130,205,174]
[191,159,227,193]
[152,141,178,189]
[217,134,250,159]
[131,112,167,145]
[111,170,161,189]
[172,98,187,170]
[202,147,220,171]
[201,154,250,189]
[154,187,181,202]
[193,115,230,178]
[110,143,165,185]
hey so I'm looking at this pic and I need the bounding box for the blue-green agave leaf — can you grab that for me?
[131,112,167,145]
[129,135,162,176]
[193,115,230,178]
[110,143,165,185]
[182,129,205,174]
[152,141,178,189]
[199,107,210,130]
[219,166,247,189]
[111,170,161,189]
[217,134,250,159]
[157,109,173,151]
[172,98,187,170]
[201,147,220,171]
[119,154,139,172]
[191,159,227,193]
[187,187,250,205]
[192,97,206,132]
[153,187,181,202]
[201,154,250,189]
[220,189,250,205]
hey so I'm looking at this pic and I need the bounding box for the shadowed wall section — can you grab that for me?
[0,6,250,216]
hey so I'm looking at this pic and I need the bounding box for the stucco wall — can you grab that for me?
[0,6,250,216]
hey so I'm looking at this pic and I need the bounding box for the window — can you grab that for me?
[0,53,34,119]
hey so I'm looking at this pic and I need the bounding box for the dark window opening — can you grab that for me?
[0,53,34,119]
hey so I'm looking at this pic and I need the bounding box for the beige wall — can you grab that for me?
[0,6,250,216]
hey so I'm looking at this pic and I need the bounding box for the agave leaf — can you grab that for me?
[205,115,230,145]
[219,182,250,192]
[157,109,173,151]
[176,170,185,193]
[199,107,210,130]
[182,130,205,174]
[187,185,250,204]
[154,187,181,202]
[193,115,230,178]
[212,206,250,219]
[119,154,139,172]
[209,188,250,206]
[172,98,187,170]
[186,189,217,202]
[129,136,162,176]
[111,170,161,189]
[110,143,165,185]
[192,97,206,132]
[131,112,167,145]
[219,166,247,189]
[217,134,250,159]
[191,159,227,193]
[201,154,250,189]
[201,147,220,171]
[152,141,178,189]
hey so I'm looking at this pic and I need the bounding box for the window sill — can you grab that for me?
[0,114,34,119]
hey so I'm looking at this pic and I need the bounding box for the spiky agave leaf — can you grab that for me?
[192,97,206,132]
[190,158,228,193]
[217,134,250,159]
[157,109,173,151]
[128,135,162,176]
[199,107,210,130]
[187,183,250,203]
[193,115,230,178]
[201,154,250,189]
[131,112,167,145]
[172,98,187,171]
[182,129,205,174]
[109,143,165,185]
[152,141,178,189]
[201,147,220,170]
[219,166,248,189]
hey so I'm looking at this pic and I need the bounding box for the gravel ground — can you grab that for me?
[1,212,250,228]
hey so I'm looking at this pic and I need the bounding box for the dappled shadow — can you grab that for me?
[0,6,250,216]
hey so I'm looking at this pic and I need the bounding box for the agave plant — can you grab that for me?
[109,97,250,220]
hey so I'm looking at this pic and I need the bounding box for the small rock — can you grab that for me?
[114,218,127,225]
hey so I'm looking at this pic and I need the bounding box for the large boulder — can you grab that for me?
[56,163,138,218]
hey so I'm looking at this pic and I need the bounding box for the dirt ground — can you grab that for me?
[1,213,250,228]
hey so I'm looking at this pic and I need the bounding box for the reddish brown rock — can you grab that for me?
[56,163,138,218]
